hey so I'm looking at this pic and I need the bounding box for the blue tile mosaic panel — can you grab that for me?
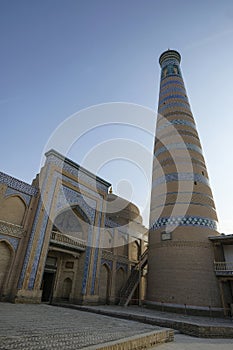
[0,172,38,196]
[151,215,217,231]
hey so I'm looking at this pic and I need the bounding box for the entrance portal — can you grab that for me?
[41,272,55,302]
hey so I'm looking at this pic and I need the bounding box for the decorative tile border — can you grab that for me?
[159,94,189,105]
[18,168,47,290]
[55,185,96,222]
[0,172,38,196]
[151,215,217,231]
[158,102,191,114]
[160,79,183,89]
[101,258,113,270]
[159,86,186,97]
[152,172,209,188]
[5,187,32,206]
[45,152,110,193]
[153,156,206,170]
[154,142,202,157]
[151,240,212,249]
[157,119,196,132]
[154,201,216,211]
[0,220,25,238]
[158,130,199,142]
[0,234,19,250]
[116,262,128,271]
[158,110,194,122]
[91,200,104,295]
[161,58,180,68]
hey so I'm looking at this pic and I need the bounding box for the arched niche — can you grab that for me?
[0,195,26,225]
[99,263,111,304]
[115,267,126,297]
[131,240,140,261]
[0,240,14,292]
[52,206,89,241]
[116,233,128,257]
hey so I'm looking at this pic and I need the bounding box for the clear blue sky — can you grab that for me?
[1,0,233,233]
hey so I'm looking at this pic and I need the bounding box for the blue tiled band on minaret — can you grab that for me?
[154,143,203,157]
[159,94,189,104]
[151,216,217,231]
[152,173,209,188]
[157,119,196,132]
[159,102,191,114]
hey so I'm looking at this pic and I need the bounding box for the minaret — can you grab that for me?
[147,50,221,312]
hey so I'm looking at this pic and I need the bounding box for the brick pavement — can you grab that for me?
[0,303,171,350]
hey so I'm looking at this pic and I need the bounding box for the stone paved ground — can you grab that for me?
[0,303,161,350]
[81,305,233,326]
[151,333,233,350]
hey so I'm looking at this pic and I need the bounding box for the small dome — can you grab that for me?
[106,194,142,225]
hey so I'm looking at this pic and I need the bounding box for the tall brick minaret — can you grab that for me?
[147,50,221,312]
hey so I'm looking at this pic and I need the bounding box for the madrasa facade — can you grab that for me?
[0,50,233,316]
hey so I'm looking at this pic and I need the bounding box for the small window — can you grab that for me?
[65,261,74,269]
[194,181,197,185]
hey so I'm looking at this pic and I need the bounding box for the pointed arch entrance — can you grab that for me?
[41,205,89,302]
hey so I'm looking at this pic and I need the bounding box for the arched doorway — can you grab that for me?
[0,241,12,293]
[99,263,111,304]
[42,206,89,302]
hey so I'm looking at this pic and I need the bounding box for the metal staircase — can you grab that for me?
[118,248,148,306]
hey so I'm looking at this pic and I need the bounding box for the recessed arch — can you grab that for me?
[131,240,140,261]
[52,205,90,241]
[0,195,27,225]
[0,240,14,292]
[99,263,111,304]
[115,267,126,297]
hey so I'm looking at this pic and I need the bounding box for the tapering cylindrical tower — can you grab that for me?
[147,50,221,312]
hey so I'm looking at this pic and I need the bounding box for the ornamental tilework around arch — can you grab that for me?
[19,166,98,290]
[5,188,31,206]
[101,258,113,270]
[0,235,19,251]
[116,262,128,271]
[55,185,96,224]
